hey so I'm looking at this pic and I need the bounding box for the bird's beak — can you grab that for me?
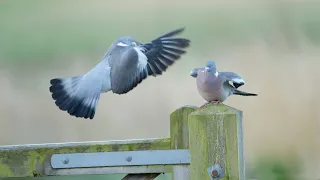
[204,67,209,73]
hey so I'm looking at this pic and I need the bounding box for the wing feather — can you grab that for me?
[219,71,245,88]
[110,28,190,94]
[190,67,205,78]
[109,47,148,94]
[140,28,190,76]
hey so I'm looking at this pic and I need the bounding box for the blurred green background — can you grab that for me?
[0,0,319,179]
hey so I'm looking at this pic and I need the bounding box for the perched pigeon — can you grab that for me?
[50,28,190,119]
[190,60,257,107]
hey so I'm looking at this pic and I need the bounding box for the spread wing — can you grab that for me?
[110,28,190,94]
[139,27,190,76]
[190,67,205,78]
[219,71,245,89]
[109,46,149,94]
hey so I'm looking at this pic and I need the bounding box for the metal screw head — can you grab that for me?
[207,164,224,180]
[211,169,219,177]
[126,156,132,162]
[62,158,69,164]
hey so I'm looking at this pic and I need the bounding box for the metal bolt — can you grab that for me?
[211,169,219,177]
[62,158,69,164]
[126,156,132,162]
[207,164,224,180]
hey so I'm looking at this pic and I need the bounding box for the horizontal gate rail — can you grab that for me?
[0,138,171,177]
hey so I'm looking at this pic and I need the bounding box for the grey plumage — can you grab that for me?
[189,67,204,78]
[190,68,245,88]
[190,60,257,104]
[218,72,245,88]
[50,28,190,119]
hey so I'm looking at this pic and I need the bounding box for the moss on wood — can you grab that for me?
[170,105,197,149]
[0,138,170,177]
[188,104,244,180]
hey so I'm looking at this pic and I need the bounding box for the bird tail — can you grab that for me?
[49,75,102,119]
[233,89,258,96]
[49,60,111,119]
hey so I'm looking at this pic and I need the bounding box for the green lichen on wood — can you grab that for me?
[188,104,244,180]
[170,105,197,149]
[0,165,14,176]
[0,138,170,178]
[170,105,196,180]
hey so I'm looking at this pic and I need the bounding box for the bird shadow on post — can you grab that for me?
[188,104,245,180]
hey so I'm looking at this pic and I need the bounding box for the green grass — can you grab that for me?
[247,155,302,180]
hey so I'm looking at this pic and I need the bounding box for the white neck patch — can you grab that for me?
[215,71,219,77]
[117,42,129,47]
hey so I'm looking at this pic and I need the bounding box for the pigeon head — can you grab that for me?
[116,36,141,47]
[204,60,217,74]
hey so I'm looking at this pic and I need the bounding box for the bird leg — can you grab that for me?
[197,100,222,109]
[196,102,210,109]
[210,100,222,104]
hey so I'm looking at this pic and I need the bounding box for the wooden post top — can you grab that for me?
[188,103,245,180]
[190,104,242,115]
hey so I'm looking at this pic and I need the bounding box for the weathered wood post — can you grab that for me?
[170,105,197,180]
[188,104,245,180]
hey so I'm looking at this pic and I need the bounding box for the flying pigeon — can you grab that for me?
[190,60,257,108]
[49,28,190,119]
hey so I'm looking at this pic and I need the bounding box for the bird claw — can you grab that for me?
[196,100,223,109]
[196,102,210,109]
[210,100,222,104]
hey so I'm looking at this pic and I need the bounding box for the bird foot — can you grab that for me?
[196,100,222,110]
[210,100,222,104]
[196,102,210,110]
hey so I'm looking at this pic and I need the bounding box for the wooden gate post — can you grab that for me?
[170,105,197,180]
[188,104,245,180]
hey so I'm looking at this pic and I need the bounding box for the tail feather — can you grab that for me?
[49,76,100,119]
[233,89,258,96]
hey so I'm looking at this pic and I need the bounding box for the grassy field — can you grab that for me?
[0,0,320,179]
